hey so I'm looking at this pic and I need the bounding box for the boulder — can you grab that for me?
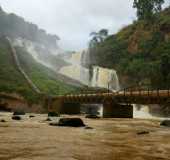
[48,112,60,117]
[160,120,170,127]
[50,118,85,127]
[137,131,149,135]
[85,114,100,119]
[0,119,6,123]
[29,115,35,118]
[12,116,21,120]
[13,111,25,116]
[46,117,52,121]
[84,126,93,130]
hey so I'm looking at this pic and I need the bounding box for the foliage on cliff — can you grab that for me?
[89,7,170,89]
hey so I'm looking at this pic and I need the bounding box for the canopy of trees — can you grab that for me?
[133,0,164,20]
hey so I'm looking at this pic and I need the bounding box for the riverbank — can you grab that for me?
[0,112,169,160]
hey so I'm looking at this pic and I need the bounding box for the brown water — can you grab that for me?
[0,112,170,160]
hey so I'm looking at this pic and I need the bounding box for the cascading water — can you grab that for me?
[12,38,55,69]
[13,37,121,92]
[91,66,120,91]
[133,104,154,119]
[59,51,90,85]
[59,51,120,91]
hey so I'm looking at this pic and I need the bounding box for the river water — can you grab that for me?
[0,112,170,160]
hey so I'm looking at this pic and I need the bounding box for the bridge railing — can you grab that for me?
[117,84,170,98]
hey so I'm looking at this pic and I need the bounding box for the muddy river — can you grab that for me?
[0,112,169,160]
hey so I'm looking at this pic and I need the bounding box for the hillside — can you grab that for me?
[0,37,80,103]
[89,7,170,89]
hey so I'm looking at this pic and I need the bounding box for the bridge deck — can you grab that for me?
[52,90,170,105]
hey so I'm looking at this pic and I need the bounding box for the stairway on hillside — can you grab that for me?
[6,37,41,94]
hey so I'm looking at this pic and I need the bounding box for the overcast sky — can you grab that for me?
[0,0,137,51]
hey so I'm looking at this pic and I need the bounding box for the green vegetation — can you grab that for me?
[0,38,79,103]
[16,46,79,96]
[0,38,40,103]
[88,6,170,89]
[89,29,109,48]
[133,0,164,21]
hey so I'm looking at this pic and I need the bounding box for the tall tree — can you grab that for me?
[89,29,108,48]
[133,0,164,20]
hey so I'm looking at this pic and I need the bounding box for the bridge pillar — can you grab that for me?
[103,101,133,118]
[49,99,81,115]
[48,98,63,113]
[60,102,81,115]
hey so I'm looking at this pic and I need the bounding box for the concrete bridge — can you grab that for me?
[48,86,170,118]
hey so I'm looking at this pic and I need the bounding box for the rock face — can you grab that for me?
[12,116,21,120]
[50,118,85,127]
[160,120,170,127]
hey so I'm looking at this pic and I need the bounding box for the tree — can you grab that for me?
[89,29,108,48]
[133,0,165,20]
[160,54,170,87]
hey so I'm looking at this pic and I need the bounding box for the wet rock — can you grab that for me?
[29,115,35,118]
[13,111,25,116]
[85,114,100,119]
[46,117,52,121]
[0,119,6,122]
[49,122,58,126]
[58,118,85,127]
[50,118,85,127]
[12,116,21,120]
[160,120,170,127]
[48,112,60,117]
[84,126,93,130]
[137,131,149,135]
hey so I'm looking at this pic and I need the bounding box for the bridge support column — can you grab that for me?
[103,102,133,118]
[60,102,81,115]
[48,98,63,113]
[49,99,81,115]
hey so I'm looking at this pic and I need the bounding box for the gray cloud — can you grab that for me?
[0,0,136,50]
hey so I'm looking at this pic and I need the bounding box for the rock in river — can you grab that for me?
[85,114,100,119]
[12,116,22,121]
[160,120,170,127]
[48,112,60,117]
[50,118,85,127]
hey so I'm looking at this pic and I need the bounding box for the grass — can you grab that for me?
[0,38,80,103]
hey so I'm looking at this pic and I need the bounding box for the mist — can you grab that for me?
[0,0,136,51]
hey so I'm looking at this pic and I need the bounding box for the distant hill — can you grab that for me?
[0,6,59,50]
[89,7,170,89]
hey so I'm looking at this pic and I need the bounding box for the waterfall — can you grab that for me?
[12,38,121,91]
[133,104,153,119]
[90,66,120,91]
[59,51,120,91]
[59,51,90,85]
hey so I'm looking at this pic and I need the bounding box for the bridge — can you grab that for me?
[48,85,170,118]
